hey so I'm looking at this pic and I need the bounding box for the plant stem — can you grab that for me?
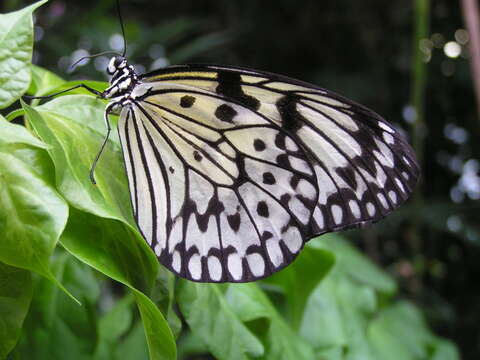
[408,0,430,294]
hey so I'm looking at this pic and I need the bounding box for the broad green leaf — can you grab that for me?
[311,234,397,295]
[368,301,459,360]
[61,208,176,360]
[60,207,156,298]
[300,272,378,359]
[298,237,392,357]
[299,274,349,352]
[17,252,99,360]
[177,332,209,359]
[262,242,335,330]
[226,283,315,360]
[114,322,149,360]
[22,96,132,222]
[135,292,177,360]
[28,64,65,97]
[0,0,48,108]
[151,270,182,338]
[98,294,134,345]
[177,282,264,360]
[0,115,68,286]
[430,339,460,360]
[0,262,32,359]
[94,294,135,359]
[0,114,46,149]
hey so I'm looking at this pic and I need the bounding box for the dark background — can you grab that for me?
[4,0,478,357]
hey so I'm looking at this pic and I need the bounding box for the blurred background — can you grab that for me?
[3,0,479,358]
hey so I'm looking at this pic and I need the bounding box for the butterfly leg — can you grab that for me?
[24,84,104,100]
[89,102,116,184]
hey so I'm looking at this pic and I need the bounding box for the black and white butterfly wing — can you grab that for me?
[117,64,419,282]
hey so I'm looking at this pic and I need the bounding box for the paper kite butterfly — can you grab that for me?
[75,57,417,283]
[41,6,419,282]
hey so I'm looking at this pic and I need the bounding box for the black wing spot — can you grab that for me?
[257,201,269,217]
[276,154,290,168]
[169,166,175,174]
[227,213,241,232]
[261,231,273,241]
[290,175,300,189]
[336,166,358,190]
[215,104,237,123]
[276,94,303,132]
[263,172,276,185]
[275,133,287,149]
[280,193,291,205]
[193,151,203,161]
[216,71,260,110]
[253,139,266,152]
[180,95,196,108]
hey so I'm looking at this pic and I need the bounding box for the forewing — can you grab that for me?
[119,64,419,282]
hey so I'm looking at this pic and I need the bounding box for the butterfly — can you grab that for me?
[62,55,416,283]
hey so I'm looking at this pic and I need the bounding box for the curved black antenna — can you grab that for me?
[70,50,122,70]
[116,0,127,57]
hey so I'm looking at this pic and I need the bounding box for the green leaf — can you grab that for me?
[114,322,149,360]
[368,301,460,360]
[17,252,100,360]
[0,0,48,108]
[0,262,32,359]
[262,242,335,330]
[61,208,176,360]
[98,294,134,345]
[0,114,46,149]
[0,115,68,287]
[226,283,316,360]
[430,339,460,360]
[60,209,155,294]
[22,96,132,222]
[93,294,135,359]
[28,64,65,97]
[311,234,397,295]
[298,237,389,357]
[177,282,264,360]
[151,270,182,338]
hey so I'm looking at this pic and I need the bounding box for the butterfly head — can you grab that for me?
[104,55,138,100]
[107,56,127,75]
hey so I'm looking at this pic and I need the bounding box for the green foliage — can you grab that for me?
[0,0,47,108]
[0,2,459,360]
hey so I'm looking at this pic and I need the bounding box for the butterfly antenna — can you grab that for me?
[70,51,121,70]
[116,0,127,57]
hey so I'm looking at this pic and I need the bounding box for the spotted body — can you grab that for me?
[102,57,419,282]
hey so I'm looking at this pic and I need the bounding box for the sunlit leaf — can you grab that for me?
[0,114,68,288]
[0,0,48,108]
[28,64,65,97]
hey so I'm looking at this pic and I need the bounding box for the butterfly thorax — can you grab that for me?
[104,56,138,103]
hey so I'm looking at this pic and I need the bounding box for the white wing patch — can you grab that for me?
[115,64,419,282]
